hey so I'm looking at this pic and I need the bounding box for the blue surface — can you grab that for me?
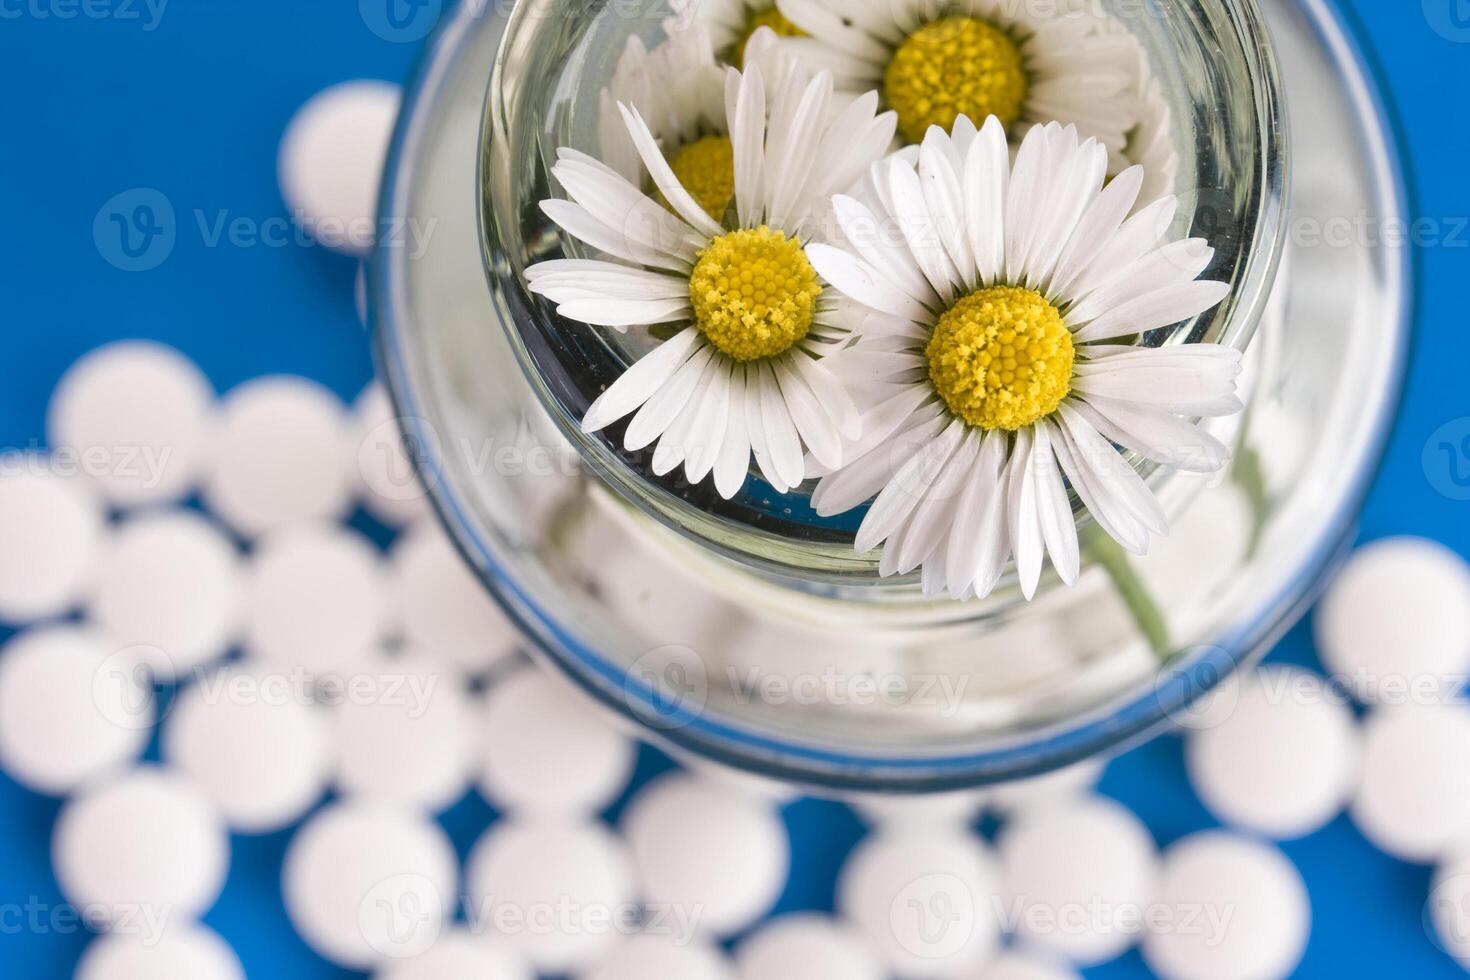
[0,1,1467,977]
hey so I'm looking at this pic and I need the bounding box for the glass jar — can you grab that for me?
[373,0,1408,790]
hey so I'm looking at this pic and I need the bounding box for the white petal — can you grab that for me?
[812,407,946,517]
[583,326,704,432]
[806,244,930,321]
[1057,403,1167,536]
[552,157,705,257]
[792,354,862,440]
[759,363,807,490]
[1067,195,1177,299]
[775,357,843,471]
[713,367,753,498]
[618,103,726,239]
[541,200,690,273]
[854,417,965,554]
[1072,344,1243,416]
[964,115,1009,285]
[1049,414,1149,554]
[1031,422,1080,585]
[729,65,768,228]
[683,361,733,483]
[651,355,720,476]
[1070,280,1232,343]
[1066,238,1214,326]
[807,383,932,480]
[944,428,1009,595]
[889,161,959,303]
[919,129,976,286]
[1050,165,1143,297]
[895,425,979,573]
[624,343,716,451]
[830,195,938,308]
[744,372,787,493]
[553,297,691,328]
[1004,124,1051,284]
[1005,426,1045,599]
[765,72,834,230]
[1071,395,1230,472]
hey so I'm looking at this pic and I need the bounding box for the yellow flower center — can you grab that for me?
[659,135,736,223]
[884,17,1028,145]
[734,5,807,67]
[689,227,821,362]
[926,286,1074,431]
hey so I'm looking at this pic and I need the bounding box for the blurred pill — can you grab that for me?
[245,524,390,673]
[1315,537,1470,704]
[164,663,332,833]
[580,932,733,980]
[0,462,104,623]
[848,788,986,829]
[477,667,634,816]
[977,951,1081,980]
[333,650,475,812]
[836,827,1002,977]
[998,795,1158,965]
[76,924,244,980]
[351,383,428,528]
[283,801,458,969]
[376,930,532,980]
[204,377,352,537]
[466,820,636,973]
[1142,832,1308,980]
[47,341,215,507]
[53,768,229,926]
[988,759,1105,817]
[0,627,151,795]
[278,81,400,256]
[91,510,242,680]
[1429,847,1470,970]
[622,772,789,938]
[392,521,519,673]
[1186,666,1359,839]
[1351,702,1470,862]
[735,913,885,980]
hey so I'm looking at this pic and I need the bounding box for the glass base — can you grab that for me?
[374,0,1408,791]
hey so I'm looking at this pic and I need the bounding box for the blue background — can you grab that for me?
[1,0,1467,976]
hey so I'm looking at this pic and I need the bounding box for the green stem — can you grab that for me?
[1084,525,1172,658]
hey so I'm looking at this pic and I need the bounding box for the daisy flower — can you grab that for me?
[773,0,1141,154]
[677,0,810,67]
[806,118,1241,600]
[598,21,726,194]
[528,59,898,499]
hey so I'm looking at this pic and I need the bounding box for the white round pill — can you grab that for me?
[351,383,428,528]
[0,627,152,795]
[999,795,1158,965]
[0,463,104,623]
[1351,702,1470,862]
[91,510,243,680]
[466,820,636,973]
[333,651,475,812]
[245,524,390,673]
[1186,666,1359,839]
[1315,537,1470,704]
[978,951,1080,980]
[1142,832,1309,980]
[53,768,229,925]
[989,760,1105,817]
[204,377,352,537]
[163,663,332,832]
[76,925,244,980]
[622,773,789,938]
[392,522,519,673]
[837,828,1002,977]
[735,914,884,980]
[848,789,986,829]
[478,667,635,816]
[581,932,734,980]
[47,341,215,507]
[377,930,532,980]
[283,801,458,969]
[1430,848,1470,970]
[279,81,400,256]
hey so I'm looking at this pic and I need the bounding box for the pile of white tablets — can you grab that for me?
[6,72,1470,980]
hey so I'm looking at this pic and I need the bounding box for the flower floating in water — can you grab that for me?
[773,0,1141,156]
[529,54,897,498]
[806,118,1241,599]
